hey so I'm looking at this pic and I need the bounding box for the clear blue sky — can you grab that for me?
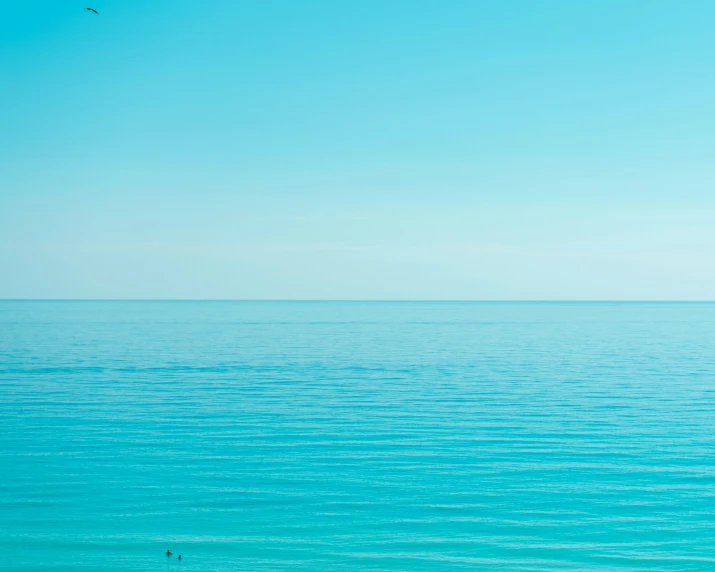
[2,0,715,299]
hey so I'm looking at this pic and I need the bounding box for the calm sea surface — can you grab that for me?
[1,301,715,571]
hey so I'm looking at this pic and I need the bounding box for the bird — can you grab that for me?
[86,7,98,14]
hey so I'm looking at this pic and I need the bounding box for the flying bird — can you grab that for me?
[86,7,98,14]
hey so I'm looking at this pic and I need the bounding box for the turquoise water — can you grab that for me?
[2,301,715,571]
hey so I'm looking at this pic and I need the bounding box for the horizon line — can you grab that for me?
[1,299,715,303]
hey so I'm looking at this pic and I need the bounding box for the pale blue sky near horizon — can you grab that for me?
[2,0,715,300]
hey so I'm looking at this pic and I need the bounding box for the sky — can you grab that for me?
[2,0,715,300]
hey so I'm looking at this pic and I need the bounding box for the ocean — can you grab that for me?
[1,301,714,571]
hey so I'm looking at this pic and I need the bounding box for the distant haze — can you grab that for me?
[2,0,714,299]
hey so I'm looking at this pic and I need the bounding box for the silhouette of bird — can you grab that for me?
[86,8,98,14]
